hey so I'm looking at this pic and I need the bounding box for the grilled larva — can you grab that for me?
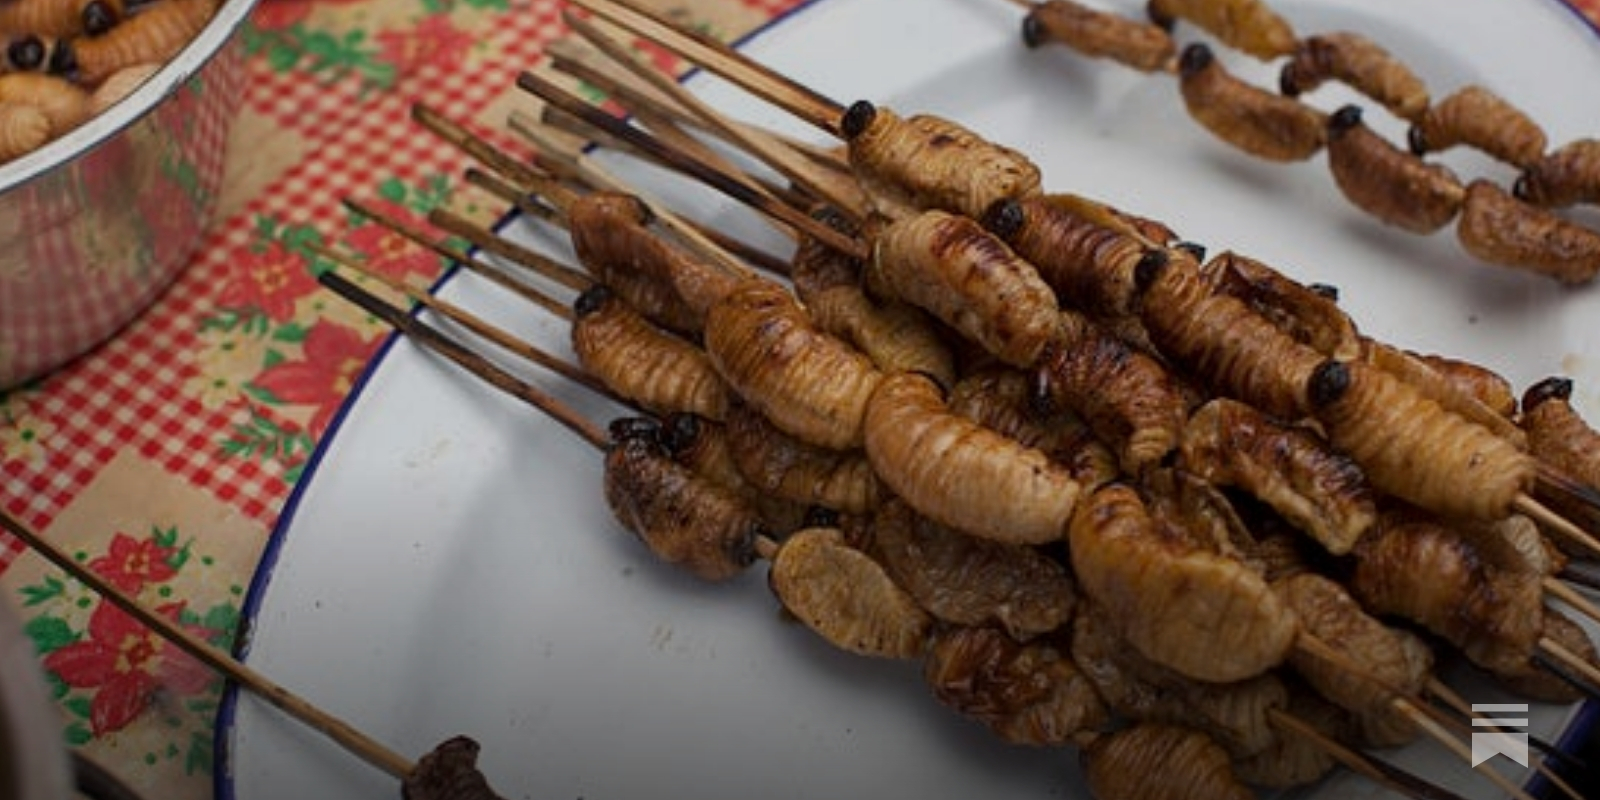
[1032,311,1188,475]
[402,736,506,800]
[0,72,87,135]
[1020,0,1176,73]
[1068,483,1297,683]
[1279,31,1429,122]
[602,419,765,582]
[704,280,883,451]
[767,525,932,659]
[981,193,1168,325]
[650,413,815,535]
[571,286,729,422]
[870,208,1062,369]
[1409,84,1548,168]
[1137,252,1324,422]
[864,371,1081,546]
[874,499,1076,642]
[839,101,1042,220]
[1081,722,1255,800]
[1455,178,1600,285]
[1177,43,1326,162]
[1307,359,1534,521]
[0,102,49,162]
[1147,0,1296,60]
[1180,397,1376,555]
[1325,104,1464,234]
[1516,137,1600,208]
[1523,376,1600,494]
[723,401,884,515]
[86,61,158,115]
[0,0,120,38]
[1274,572,1432,747]
[923,624,1111,746]
[58,0,216,86]
[1199,250,1359,361]
[947,366,1121,489]
[1230,691,1345,790]
[1360,339,1524,445]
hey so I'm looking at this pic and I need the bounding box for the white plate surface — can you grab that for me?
[221,0,1600,798]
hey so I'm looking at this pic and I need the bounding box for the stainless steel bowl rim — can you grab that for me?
[0,0,260,195]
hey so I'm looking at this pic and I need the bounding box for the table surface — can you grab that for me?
[3,0,1599,798]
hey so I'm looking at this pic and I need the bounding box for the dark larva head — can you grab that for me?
[1328,105,1364,138]
[608,415,662,445]
[1522,376,1575,412]
[82,1,119,36]
[1132,248,1172,295]
[573,285,613,318]
[980,197,1026,241]
[803,505,840,529]
[659,412,705,458]
[1021,11,1049,49]
[1307,282,1340,301]
[840,100,878,140]
[6,36,45,71]
[1406,125,1430,156]
[1172,240,1206,264]
[46,38,75,77]
[1307,360,1352,410]
[1178,43,1214,78]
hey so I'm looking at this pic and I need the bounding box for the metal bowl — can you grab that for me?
[0,0,259,390]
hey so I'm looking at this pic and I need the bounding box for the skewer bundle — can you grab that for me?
[305,0,1600,797]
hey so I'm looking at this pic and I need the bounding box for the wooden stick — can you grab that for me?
[563,0,845,135]
[1544,576,1600,628]
[514,69,868,261]
[1516,494,1600,560]
[312,243,615,401]
[560,9,868,216]
[319,270,610,449]
[1420,679,1588,800]
[1393,700,1540,800]
[342,198,584,318]
[463,167,565,226]
[410,103,584,214]
[0,509,416,780]
[424,206,594,294]
[1265,709,1469,800]
[1539,636,1600,691]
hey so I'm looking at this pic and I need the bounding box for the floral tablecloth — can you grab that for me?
[3,0,1600,797]
[0,0,793,796]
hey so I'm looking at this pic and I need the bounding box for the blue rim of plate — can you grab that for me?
[213,1,1600,797]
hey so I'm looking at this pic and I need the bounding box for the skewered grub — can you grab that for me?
[1455,178,1600,285]
[767,525,933,658]
[924,624,1111,746]
[403,737,507,800]
[1516,138,1600,207]
[571,286,730,421]
[1523,376,1600,493]
[1021,0,1177,72]
[1082,722,1255,800]
[724,401,885,515]
[1408,84,1548,168]
[1146,0,1296,60]
[1177,43,1326,162]
[1279,31,1429,122]
[1325,104,1465,234]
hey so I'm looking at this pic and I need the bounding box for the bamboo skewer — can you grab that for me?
[425,206,594,293]
[1425,679,1590,800]
[514,69,868,261]
[564,0,846,135]
[411,102,585,214]
[1515,494,1600,561]
[1544,575,1600,628]
[0,509,417,780]
[1263,710,1469,800]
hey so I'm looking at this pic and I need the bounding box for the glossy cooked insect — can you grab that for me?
[1067,483,1297,683]
[86,61,158,114]
[1307,359,1534,521]
[602,417,766,582]
[704,280,883,451]
[1177,43,1327,162]
[864,371,1082,545]
[1137,252,1324,422]
[873,498,1076,641]
[1278,31,1430,122]
[1032,310,1188,475]
[1408,84,1548,168]
[1455,178,1600,285]
[1180,397,1376,555]
[766,525,933,659]
[1274,572,1433,748]
[1359,339,1524,447]
[870,208,1063,368]
[1515,137,1600,208]
[923,624,1111,746]
[839,100,1042,220]
[651,412,816,534]
[723,400,884,515]
[1081,722,1255,800]
[58,0,216,85]
[1523,376,1600,493]
[0,71,87,135]
[0,0,120,38]
[567,191,745,331]
[1020,0,1177,73]
[1401,347,1519,421]
[1325,104,1465,234]
[0,102,49,161]
[1231,691,1347,790]
[570,286,730,422]
[981,193,1168,325]
[402,736,506,800]
[1200,250,1360,361]
[947,366,1121,489]
[1147,0,1296,60]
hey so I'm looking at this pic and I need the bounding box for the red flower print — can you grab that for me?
[88,533,177,595]
[342,200,446,283]
[250,0,313,31]
[43,601,214,736]
[375,14,475,76]
[217,240,320,322]
[249,319,380,437]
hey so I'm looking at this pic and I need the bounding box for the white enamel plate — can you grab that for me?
[221,0,1600,798]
